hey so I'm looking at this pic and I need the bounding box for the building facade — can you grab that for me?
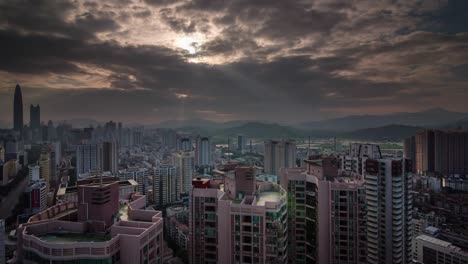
[413,234,468,264]
[174,151,195,194]
[101,141,119,175]
[195,136,211,167]
[153,165,179,207]
[189,167,288,264]
[364,158,413,264]
[16,193,164,264]
[76,142,100,176]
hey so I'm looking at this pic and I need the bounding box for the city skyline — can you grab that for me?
[1,0,468,258]
[0,0,467,124]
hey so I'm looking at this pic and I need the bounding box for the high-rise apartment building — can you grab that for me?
[46,120,55,141]
[279,167,316,263]
[410,129,468,176]
[119,166,149,195]
[153,164,179,207]
[264,140,296,175]
[189,166,288,264]
[404,136,417,173]
[349,143,382,159]
[339,143,382,176]
[433,130,468,176]
[238,135,247,154]
[28,164,40,181]
[76,142,100,176]
[195,136,211,167]
[38,150,50,185]
[174,151,195,194]
[132,130,143,146]
[415,130,435,174]
[29,104,40,129]
[24,180,48,213]
[101,141,119,174]
[178,136,192,151]
[13,84,23,132]
[162,129,178,150]
[364,158,413,264]
[280,160,367,264]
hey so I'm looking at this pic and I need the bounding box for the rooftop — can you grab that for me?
[256,191,281,206]
[37,232,111,244]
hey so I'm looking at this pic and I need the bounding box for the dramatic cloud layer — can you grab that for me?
[0,0,467,125]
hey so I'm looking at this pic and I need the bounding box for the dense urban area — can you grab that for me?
[0,85,467,264]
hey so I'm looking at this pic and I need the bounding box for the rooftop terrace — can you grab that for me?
[256,191,281,206]
[38,232,111,244]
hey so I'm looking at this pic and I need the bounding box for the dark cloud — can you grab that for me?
[144,0,183,6]
[178,0,345,39]
[0,0,467,124]
[159,8,196,33]
[75,12,121,32]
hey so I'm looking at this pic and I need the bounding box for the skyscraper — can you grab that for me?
[101,141,119,174]
[412,129,468,176]
[404,136,416,173]
[237,135,247,154]
[264,140,297,175]
[13,84,23,132]
[415,130,435,174]
[28,164,40,182]
[76,142,100,176]
[173,151,195,194]
[195,136,211,167]
[178,136,192,151]
[280,160,367,264]
[364,158,413,264]
[153,164,179,207]
[29,104,40,129]
[39,150,50,185]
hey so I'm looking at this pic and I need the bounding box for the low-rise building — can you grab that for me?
[16,191,164,264]
[413,234,468,264]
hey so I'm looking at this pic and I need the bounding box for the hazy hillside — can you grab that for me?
[300,108,468,131]
[342,125,422,141]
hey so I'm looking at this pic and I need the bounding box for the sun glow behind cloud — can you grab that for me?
[175,35,201,54]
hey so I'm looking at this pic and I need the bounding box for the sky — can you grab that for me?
[0,0,467,126]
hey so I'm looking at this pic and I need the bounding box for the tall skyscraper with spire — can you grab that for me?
[13,84,23,132]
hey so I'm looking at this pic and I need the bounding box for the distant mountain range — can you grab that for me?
[1,108,466,141]
[215,122,308,139]
[154,119,258,129]
[299,108,468,131]
[342,125,422,141]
